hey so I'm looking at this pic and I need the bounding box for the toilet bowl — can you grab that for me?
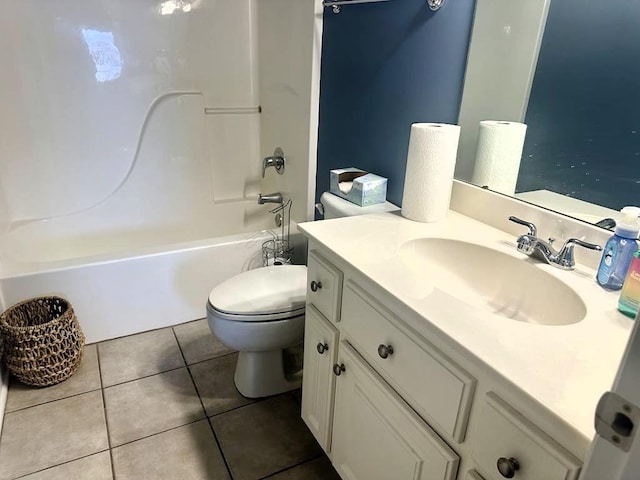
[206,265,307,398]
[206,192,398,398]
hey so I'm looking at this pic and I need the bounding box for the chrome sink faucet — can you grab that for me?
[508,216,602,270]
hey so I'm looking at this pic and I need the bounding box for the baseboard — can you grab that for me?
[0,364,8,436]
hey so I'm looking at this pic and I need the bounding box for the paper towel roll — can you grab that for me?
[471,120,527,195]
[401,123,461,223]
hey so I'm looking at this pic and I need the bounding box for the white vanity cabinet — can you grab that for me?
[331,342,459,480]
[301,241,584,480]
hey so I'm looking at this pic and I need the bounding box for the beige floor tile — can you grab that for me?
[211,394,322,480]
[112,420,229,480]
[98,328,184,387]
[189,353,255,416]
[6,344,101,412]
[103,367,205,446]
[20,451,112,480]
[173,319,234,365]
[266,456,341,480]
[0,390,108,480]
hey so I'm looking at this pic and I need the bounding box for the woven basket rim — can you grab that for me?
[0,296,73,331]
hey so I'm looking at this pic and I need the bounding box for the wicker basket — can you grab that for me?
[0,296,85,386]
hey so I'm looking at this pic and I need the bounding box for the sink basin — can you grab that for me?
[398,238,586,325]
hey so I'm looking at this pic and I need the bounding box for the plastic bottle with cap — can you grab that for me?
[596,206,640,290]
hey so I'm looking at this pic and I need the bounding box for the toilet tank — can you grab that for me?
[320,192,399,219]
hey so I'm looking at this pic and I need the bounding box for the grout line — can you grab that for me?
[258,454,325,480]
[170,328,235,479]
[12,449,112,479]
[96,344,116,480]
[88,320,205,347]
[206,396,268,419]
[109,418,208,450]
[206,417,234,480]
[4,385,104,414]
[101,365,186,390]
[185,350,238,368]
[171,324,189,365]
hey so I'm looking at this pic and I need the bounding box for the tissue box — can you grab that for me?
[329,168,387,206]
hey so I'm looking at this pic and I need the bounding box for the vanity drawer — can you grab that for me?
[341,280,475,442]
[471,392,581,480]
[307,250,343,324]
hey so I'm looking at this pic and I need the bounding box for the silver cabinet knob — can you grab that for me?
[497,457,520,478]
[310,281,322,292]
[317,342,329,354]
[333,363,345,376]
[377,344,394,359]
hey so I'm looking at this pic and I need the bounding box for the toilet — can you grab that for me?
[206,192,398,398]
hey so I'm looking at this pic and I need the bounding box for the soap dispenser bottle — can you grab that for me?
[597,206,640,290]
[618,251,640,318]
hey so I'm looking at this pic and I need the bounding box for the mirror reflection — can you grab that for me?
[458,0,640,226]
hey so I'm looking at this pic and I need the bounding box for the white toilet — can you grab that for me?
[206,192,398,398]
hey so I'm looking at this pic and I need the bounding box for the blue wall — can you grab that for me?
[316,0,476,207]
[518,0,640,210]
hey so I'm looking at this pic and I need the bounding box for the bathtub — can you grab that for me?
[0,201,305,344]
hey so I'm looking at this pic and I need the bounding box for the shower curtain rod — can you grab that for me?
[323,0,390,11]
[323,0,390,6]
[323,0,445,13]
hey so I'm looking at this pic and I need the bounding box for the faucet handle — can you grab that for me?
[262,147,285,178]
[561,238,602,251]
[508,216,537,236]
[556,238,603,269]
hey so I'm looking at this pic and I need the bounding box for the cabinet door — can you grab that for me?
[301,305,339,452]
[331,343,459,480]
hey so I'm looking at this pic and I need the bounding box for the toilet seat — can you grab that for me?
[207,265,307,322]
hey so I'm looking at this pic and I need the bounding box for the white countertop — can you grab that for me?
[299,210,633,443]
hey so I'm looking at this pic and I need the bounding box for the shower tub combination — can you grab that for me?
[0,0,319,344]
[0,92,285,344]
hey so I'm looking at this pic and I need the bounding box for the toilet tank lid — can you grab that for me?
[208,265,307,316]
[320,191,399,217]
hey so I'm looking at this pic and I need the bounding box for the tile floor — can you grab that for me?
[0,320,341,480]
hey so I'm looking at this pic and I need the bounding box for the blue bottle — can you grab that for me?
[597,207,640,290]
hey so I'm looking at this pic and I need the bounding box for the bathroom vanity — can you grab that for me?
[298,210,633,480]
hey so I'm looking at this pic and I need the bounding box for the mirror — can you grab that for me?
[456,0,639,227]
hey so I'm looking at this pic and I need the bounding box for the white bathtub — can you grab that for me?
[0,204,304,343]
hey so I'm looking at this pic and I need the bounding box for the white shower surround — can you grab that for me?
[0,0,322,354]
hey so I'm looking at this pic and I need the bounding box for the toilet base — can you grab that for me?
[234,349,302,398]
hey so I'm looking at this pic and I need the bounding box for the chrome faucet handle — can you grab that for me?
[555,238,603,269]
[262,147,285,178]
[508,216,537,236]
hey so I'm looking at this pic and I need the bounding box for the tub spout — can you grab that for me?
[258,192,283,205]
